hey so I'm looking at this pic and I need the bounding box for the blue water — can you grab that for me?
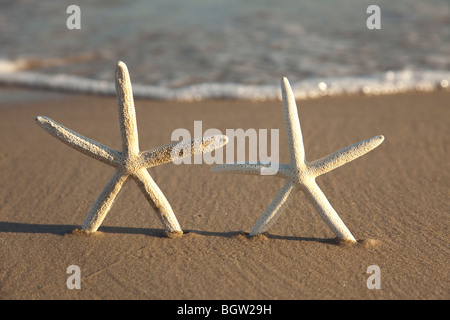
[0,0,449,99]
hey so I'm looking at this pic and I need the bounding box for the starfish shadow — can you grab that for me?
[264,233,342,245]
[0,221,164,237]
[174,229,338,244]
[0,222,77,235]
[0,222,245,239]
[0,222,342,244]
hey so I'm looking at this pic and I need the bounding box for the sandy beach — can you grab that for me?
[0,88,448,300]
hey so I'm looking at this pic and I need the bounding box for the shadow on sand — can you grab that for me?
[0,221,341,244]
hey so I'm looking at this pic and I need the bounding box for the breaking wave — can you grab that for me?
[0,68,448,102]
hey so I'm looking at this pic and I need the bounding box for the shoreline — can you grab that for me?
[1,68,449,102]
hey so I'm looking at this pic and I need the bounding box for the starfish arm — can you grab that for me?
[115,61,140,157]
[211,162,285,177]
[301,180,356,242]
[132,168,182,233]
[141,135,228,168]
[35,116,122,166]
[309,135,385,177]
[249,180,296,235]
[82,170,129,232]
[281,77,305,166]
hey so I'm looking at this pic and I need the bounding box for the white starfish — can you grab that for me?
[211,77,384,242]
[35,61,228,233]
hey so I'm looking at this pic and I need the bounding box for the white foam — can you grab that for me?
[0,69,449,101]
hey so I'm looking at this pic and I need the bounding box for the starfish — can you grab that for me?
[211,77,384,242]
[35,61,228,233]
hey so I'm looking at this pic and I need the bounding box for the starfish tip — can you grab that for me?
[200,135,229,154]
[281,76,289,84]
[374,135,385,145]
[115,61,129,77]
[117,60,127,69]
[35,115,48,127]
[280,77,295,98]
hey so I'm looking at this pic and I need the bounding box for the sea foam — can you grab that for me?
[0,69,448,102]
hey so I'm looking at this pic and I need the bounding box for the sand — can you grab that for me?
[0,88,448,300]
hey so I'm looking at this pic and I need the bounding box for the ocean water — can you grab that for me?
[0,0,449,100]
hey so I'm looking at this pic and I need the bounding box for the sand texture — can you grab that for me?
[0,89,448,299]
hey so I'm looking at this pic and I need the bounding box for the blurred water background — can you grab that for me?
[0,0,449,100]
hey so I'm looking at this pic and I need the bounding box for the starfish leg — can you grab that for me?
[301,180,356,242]
[141,135,228,167]
[115,61,140,157]
[249,180,296,235]
[82,170,129,232]
[281,77,305,167]
[133,168,182,233]
[309,135,384,177]
[35,116,122,166]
